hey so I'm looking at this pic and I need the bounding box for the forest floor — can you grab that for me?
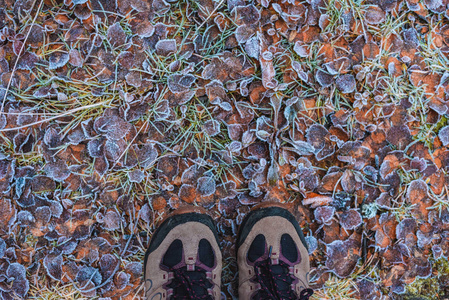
[1,0,449,299]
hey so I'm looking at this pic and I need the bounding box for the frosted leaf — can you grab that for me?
[58,237,78,255]
[438,125,449,146]
[74,4,91,20]
[339,209,362,230]
[197,176,216,196]
[396,218,416,240]
[290,140,315,155]
[35,206,52,224]
[67,127,85,145]
[181,165,203,184]
[76,266,102,286]
[34,86,57,98]
[44,127,61,147]
[293,42,308,58]
[135,21,155,38]
[319,14,330,30]
[17,192,35,208]
[245,36,259,59]
[168,73,195,93]
[17,210,35,225]
[104,210,121,231]
[406,179,428,203]
[336,74,356,93]
[44,160,70,182]
[107,23,127,48]
[72,0,88,3]
[170,90,195,105]
[235,25,255,44]
[139,203,151,223]
[386,125,411,147]
[417,229,433,248]
[216,181,237,200]
[153,99,170,121]
[94,116,131,141]
[17,51,39,70]
[219,101,232,111]
[100,253,118,279]
[432,244,443,259]
[314,206,335,225]
[409,157,426,173]
[315,69,333,87]
[203,120,220,136]
[155,39,177,56]
[206,80,227,101]
[365,6,386,25]
[48,51,69,70]
[128,169,144,183]
[325,239,360,278]
[7,263,29,297]
[232,5,260,26]
[375,192,391,209]
[136,144,158,168]
[47,200,63,218]
[340,169,356,193]
[228,124,243,140]
[306,124,328,152]
[179,184,197,203]
[0,238,5,258]
[305,235,317,254]
[242,131,255,147]
[69,49,83,67]
[7,262,27,279]
[44,251,63,280]
[152,0,170,15]
[125,71,142,88]
[87,139,104,158]
[0,113,6,130]
[228,141,242,153]
[424,0,445,12]
[115,271,131,290]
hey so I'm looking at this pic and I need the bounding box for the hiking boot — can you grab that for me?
[237,203,313,300]
[144,207,222,300]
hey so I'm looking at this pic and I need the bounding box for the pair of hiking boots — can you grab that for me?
[144,203,313,300]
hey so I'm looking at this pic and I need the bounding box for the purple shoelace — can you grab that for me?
[166,266,214,300]
[252,252,313,300]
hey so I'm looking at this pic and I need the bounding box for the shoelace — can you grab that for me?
[167,266,213,300]
[252,255,313,300]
